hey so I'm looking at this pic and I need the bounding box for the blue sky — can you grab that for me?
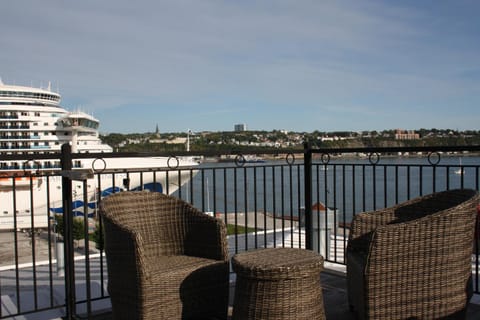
[1,0,479,134]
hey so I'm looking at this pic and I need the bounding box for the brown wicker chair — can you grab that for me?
[100,191,229,320]
[347,188,479,320]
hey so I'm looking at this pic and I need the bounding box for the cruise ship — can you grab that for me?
[0,79,197,230]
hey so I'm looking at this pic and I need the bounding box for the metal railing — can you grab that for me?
[0,144,479,319]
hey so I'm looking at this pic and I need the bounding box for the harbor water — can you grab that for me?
[176,155,480,224]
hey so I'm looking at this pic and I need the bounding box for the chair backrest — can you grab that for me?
[100,191,196,256]
[390,188,479,223]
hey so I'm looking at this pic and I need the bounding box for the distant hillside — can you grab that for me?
[101,129,480,153]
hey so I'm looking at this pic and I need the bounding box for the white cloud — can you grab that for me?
[1,0,479,132]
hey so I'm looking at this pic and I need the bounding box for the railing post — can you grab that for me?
[304,142,313,250]
[61,143,76,319]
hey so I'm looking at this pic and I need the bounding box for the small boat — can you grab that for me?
[244,155,266,163]
[454,158,464,175]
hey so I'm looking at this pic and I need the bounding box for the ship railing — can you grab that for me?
[0,144,480,319]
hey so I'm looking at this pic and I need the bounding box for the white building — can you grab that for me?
[234,124,247,132]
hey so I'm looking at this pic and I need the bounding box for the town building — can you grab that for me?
[234,124,247,132]
[395,129,420,140]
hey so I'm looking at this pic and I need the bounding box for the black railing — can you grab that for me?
[0,144,479,319]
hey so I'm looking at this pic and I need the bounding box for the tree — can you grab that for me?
[100,133,126,148]
[54,214,85,247]
[91,222,104,251]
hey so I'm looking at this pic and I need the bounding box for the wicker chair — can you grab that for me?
[347,188,479,320]
[100,191,229,320]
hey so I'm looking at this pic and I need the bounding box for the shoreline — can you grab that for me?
[203,151,480,164]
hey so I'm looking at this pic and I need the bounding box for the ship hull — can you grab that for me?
[0,159,197,231]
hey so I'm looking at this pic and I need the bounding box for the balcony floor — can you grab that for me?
[1,230,480,320]
[318,271,480,320]
[87,270,480,320]
[2,230,480,319]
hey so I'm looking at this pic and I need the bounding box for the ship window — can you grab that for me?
[35,112,40,116]
[44,122,48,126]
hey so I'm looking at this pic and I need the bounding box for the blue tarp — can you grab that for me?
[132,182,163,193]
[49,183,163,215]
[101,186,122,197]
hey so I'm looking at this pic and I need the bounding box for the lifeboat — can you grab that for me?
[0,173,40,188]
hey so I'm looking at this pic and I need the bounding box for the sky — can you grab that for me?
[1,0,479,134]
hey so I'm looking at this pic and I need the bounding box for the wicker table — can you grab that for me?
[232,248,325,320]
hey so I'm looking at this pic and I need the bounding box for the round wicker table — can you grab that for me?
[232,248,325,320]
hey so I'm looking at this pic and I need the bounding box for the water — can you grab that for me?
[314,156,479,223]
[175,155,480,224]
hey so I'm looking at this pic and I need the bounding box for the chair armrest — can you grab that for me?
[184,214,228,261]
[103,219,151,289]
[350,208,397,238]
[367,211,475,276]
[348,208,396,253]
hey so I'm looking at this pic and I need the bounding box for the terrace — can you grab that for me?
[1,144,480,319]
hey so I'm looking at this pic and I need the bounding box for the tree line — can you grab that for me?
[100,129,480,153]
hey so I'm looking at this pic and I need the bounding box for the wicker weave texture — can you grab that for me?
[232,248,325,320]
[100,191,229,320]
[347,188,480,320]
